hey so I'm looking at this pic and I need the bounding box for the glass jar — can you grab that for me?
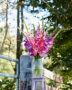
[32,58,43,77]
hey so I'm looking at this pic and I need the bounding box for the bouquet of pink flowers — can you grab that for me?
[24,25,54,59]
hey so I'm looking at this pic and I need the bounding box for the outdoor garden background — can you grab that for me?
[0,0,72,90]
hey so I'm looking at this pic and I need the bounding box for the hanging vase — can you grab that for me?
[32,58,43,77]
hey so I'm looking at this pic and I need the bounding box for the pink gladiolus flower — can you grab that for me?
[24,26,54,58]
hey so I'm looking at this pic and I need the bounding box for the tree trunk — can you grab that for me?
[0,0,8,54]
[14,0,24,78]
[16,0,24,61]
[21,4,24,42]
[13,0,21,82]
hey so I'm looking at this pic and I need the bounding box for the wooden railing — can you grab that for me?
[43,68,63,90]
[43,68,63,83]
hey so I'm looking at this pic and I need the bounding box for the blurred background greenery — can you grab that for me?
[0,0,72,90]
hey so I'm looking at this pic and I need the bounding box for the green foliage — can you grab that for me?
[25,0,72,89]
[46,78,56,87]
[39,0,72,89]
[44,29,72,89]
[30,0,41,8]
[0,0,72,89]
[47,0,72,28]
[59,80,72,90]
[0,30,16,89]
[0,31,16,74]
[0,78,16,90]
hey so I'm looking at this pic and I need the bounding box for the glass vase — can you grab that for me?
[32,58,43,77]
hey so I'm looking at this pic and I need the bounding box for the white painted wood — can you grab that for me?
[43,68,63,83]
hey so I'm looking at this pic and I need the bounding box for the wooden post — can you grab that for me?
[20,55,63,90]
[20,55,32,90]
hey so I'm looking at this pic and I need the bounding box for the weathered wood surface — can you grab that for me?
[20,55,32,90]
[43,69,63,83]
[20,55,63,90]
